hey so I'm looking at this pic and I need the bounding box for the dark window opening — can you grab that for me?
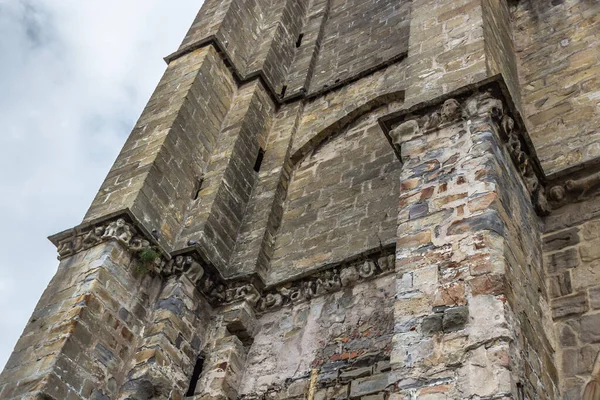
[186,355,205,397]
[516,383,525,400]
[253,148,265,173]
[296,33,304,48]
[280,85,287,98]
[192,176,204,200]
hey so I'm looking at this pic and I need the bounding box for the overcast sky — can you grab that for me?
[0,0,203,370]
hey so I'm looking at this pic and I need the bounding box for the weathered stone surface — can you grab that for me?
[580,314,600,344]
[580,245,600,263]
[421,314,443,335]
[544,228,580,252]
[591,287,600,310]
[558,323,578,348]
[442,306,469,332]
[8,0,600,399]
[349,373,390,398]
[548,272,573,299]
[446,212,505,237]
[469,274,505,297]
[546,248,580,274]
[552,292,589,319]
[339,367,373,382]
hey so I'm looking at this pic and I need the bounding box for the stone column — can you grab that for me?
[387,87,559,399]
[0,220,163,399]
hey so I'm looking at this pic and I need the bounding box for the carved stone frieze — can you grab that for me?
[388,98,466,148]
[387,91,551,216]
[493,110,551,216]
[172,248,395,312]
[54,218,162,266]
[256,251,395,313]
[547,171,600,208]
[52,217,396,312]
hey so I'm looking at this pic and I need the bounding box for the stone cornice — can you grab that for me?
[164,37,407,107]
[545,161,600,210]
[48,210,169,263]
[378,76,551,216]
[378,76,600,214]
[166,246,395,313]
[49,213,395,314]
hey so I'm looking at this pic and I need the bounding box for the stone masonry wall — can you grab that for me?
[84,46,237,255]
[6,0,600,398]
[306,0,410,94]
[270,112,402,283]
[388,92,558,398]
[404,0,488,106]
[177,0,411,100]
[176,81,275,269]
[227,103,302,280]
[0,242,163,399]
[513,0,600,175]
[544,197,600,399]
[239,274,396,400]
[118,275,215,399]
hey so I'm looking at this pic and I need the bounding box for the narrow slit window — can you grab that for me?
[296,33,304,48]
[186,355,205,397]
[253,148,265,173]
[192,176,204,200]
[280,85,287,98]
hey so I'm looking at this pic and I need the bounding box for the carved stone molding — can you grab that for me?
[51,217,162,265]
[51,217,396,313]
[256,250,395,313]
[547,170,600,209]
[384,87,551,216]
[162,248,395,313]
[493,105,551,216]
[159,253,261,307]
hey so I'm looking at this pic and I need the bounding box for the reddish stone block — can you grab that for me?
[469,274,505,296]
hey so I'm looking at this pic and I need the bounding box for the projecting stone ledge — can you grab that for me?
[49,213,398,317]
[379,76,552,217]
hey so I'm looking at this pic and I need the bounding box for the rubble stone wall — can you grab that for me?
[239,274,396,400]
[389,92,558,399]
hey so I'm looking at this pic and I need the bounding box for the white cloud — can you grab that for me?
[0,0,203,370]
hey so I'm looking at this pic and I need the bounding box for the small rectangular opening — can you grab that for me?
[253,148,265,173]
[192,176,204,200]
[186,355,205,397]
[296,33,304,48]
[280,85,287,98]
[516,383,524,400]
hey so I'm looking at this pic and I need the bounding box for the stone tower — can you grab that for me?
[2,0,600,399]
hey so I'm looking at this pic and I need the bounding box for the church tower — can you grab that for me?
[2,0,600,399]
